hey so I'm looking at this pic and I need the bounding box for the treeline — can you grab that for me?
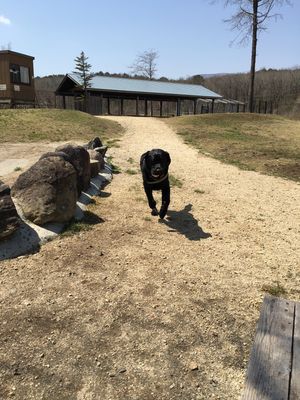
[205,68,300,117]
[34,68,300,118]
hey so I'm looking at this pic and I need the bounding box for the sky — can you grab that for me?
[0,0,299,79]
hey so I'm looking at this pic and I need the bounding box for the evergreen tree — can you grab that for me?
[73,51,92,111]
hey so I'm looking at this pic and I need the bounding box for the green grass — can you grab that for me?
[167,113,300,182]
[125,169,138,175]
[0,109,124,143]
[169,174,183,188]
[261,282,287,297]
[194,189,205,194]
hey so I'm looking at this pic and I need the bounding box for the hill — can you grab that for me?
[0,109,123,143]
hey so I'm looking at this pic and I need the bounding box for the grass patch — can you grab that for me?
[61,220,93,237]
[110,163,122,174]
[0,109,124,143]
[61,210,104,237]
[125,169,138,175]
[169,174,183,188]
[167,113,300,182]
[14,166,22,171]
[261,282,287,297]
[127,157,135,164]
[194,189,205,194]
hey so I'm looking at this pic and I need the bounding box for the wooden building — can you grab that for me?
[55,74,222,116]
[0,50,35,108]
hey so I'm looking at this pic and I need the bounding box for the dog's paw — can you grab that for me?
[159,210,167,219]
[151,208,159,216]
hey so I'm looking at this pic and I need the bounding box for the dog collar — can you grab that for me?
[145,173,168,185]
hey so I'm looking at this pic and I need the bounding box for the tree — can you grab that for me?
[130,49,159,80]
[73,51,93,111]
[224,0,291,112]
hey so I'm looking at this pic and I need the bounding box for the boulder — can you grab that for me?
[55,144,91,194]
[11,156,77,225]
[87,149,105,170]
[86,137,103,150]
[90,160,101,177]
[0,181,20,240]
[94,146,108,158]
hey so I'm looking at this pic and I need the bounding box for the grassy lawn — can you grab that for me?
[167,113,300,182]
[0,109,124,143]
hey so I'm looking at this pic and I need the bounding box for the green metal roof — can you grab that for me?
[66,73,222,99]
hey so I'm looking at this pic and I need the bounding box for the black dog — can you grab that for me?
[140,149,171,219]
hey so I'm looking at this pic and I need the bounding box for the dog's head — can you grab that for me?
[142,149,171,179]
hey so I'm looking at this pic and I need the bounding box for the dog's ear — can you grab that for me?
[140,151,150,167]
[164,151,171,165]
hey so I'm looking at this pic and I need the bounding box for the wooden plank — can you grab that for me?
[242,295,295,400]
[290,302,300,400]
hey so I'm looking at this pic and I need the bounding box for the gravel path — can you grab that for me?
[0,116,299,399]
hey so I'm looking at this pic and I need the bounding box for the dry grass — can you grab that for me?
[167,113,300,181]
[0,109,124,143]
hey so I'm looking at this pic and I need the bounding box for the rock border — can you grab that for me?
[0,163,113,261]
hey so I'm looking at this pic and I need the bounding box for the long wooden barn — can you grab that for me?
[55,74,222,116]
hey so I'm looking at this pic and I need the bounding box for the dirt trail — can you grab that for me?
[0,116,299,400]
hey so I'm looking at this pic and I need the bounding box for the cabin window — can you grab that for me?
[10,64,30,84]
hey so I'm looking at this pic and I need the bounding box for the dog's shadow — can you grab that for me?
[161,204,211,241]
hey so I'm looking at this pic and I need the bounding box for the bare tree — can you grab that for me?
[224,0,291,112]
[130,49,159,80]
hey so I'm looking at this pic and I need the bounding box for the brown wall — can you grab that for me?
[0,51,35,105]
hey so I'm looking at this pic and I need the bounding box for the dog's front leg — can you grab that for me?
[144,185,158,215]
[159,185,170,219]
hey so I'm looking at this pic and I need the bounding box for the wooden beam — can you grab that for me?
[99,94,103,115]
[177,99,181,116]
[107,97,111,115]
[136,96,139,116]
[145,99,148,116]
[290,302,300,399]
[121,98,124,115]
[242,295,295,400]
[211,99,215,113]
[160,100,163,117]
[194,99,197,115]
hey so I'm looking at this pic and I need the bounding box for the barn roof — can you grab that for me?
[57,73,222,99]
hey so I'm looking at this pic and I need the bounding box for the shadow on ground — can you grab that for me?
[162,204,211,241]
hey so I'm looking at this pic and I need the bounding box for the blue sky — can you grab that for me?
[0,0,299,78]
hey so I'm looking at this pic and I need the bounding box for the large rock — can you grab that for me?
[87,149,105,170]
[0,181,20,240]
[55,144,91,194]
[11,156,77,225]
[85,137,103,150]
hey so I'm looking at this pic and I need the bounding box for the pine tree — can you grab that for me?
[73,51,92,112]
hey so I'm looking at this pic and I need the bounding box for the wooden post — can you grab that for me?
[160,100,163,117]
[63,95,66,109]
[99,94,103,115]
[193,99,197,115]
[150,101,153,116]
[136,96,139,116]
[121,98,124,115]
[264,101,268,114]
[107,97,111,115]
[177,99,181,116]
[211,99,215,113]
[145,99,148,116]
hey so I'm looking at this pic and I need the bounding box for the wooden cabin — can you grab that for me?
[0,50,35,108]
